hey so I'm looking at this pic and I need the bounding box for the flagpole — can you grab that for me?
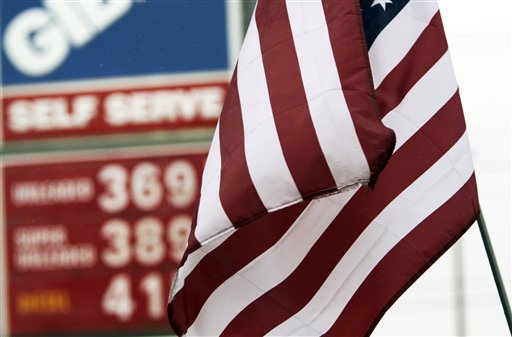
[477,211,512,333]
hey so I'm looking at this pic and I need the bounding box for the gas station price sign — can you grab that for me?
[3,145,208,336]
[1,0,240,143]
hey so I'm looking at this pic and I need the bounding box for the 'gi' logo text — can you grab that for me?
[4,0,134,77]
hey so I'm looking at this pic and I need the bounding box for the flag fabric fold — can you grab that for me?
[188,0,395,249]
[168,0,480,336]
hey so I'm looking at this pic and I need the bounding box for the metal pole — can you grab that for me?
[477,211,512,334]
[453,242,467,336]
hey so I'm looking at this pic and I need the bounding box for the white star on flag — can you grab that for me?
[371,0,393,10]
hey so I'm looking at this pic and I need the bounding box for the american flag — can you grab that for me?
[167,0,480,335]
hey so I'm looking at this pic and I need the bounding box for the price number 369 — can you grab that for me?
[97,160,198,213]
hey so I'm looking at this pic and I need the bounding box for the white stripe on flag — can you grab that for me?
[194,127,232,243]
[267,133,474,336]
[237,15,302,210]
[171,228,235,297]
[369,1,439,88]
[185,191,356,337]
[285,0,370,186]
[383,52,458,148]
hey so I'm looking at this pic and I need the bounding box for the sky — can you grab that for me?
[373,0,511,335]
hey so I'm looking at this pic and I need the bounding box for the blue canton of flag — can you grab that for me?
[361,0,408,47]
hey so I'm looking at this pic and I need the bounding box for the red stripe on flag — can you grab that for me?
[219,92,465,336]
[255,0,337,198]
[168,201,309,336]
[324,175,479,337]
[218,69,266,226]
[376,12,447,117]
[323,0,395,182]
[182,203,201,261]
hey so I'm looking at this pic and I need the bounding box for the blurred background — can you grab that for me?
[0,0,510,336]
